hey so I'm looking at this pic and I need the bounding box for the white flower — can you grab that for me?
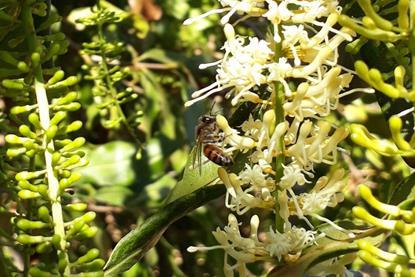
[296,169,347,215]
[265,225,316,261]
[263,0,340,42]
[279,162,311,190]
[239,164,269,187]
[188,214,268,277]
[216,114,256,151]
[219,168,275,214]
[185,25,273,107]
[241,114,263,139]
[283,67,353,120]
[286,120,349,169]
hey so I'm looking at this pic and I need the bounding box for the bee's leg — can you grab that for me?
[203,133,223,144]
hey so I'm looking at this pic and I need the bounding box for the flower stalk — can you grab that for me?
[22,2,69,274]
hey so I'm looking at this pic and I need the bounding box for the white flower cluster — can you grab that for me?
[185,0,354,275]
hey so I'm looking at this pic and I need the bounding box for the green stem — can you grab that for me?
[96,1,140,146]
[271,26,285,232]
[22,1,70,275]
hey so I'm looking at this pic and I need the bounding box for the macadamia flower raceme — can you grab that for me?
[185,0,355,275]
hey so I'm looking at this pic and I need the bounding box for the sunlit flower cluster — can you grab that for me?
[185,0,354,275]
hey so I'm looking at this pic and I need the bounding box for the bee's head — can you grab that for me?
[200,115,215,124]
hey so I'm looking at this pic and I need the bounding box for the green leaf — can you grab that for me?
[95,186,133,206]
[103,184,226,276]
[78,141,136,187]
[388,171,415,206]
[165,146,220,204]
[137,49,178,66]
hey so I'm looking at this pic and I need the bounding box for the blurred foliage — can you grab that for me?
[63,0,230,275]
[2,0,415,276]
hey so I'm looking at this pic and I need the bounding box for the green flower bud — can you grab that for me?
[78,226,98,239]
[26,149,36,158]
[17,234,47,244]
[75,248,100,264]
[37,185,48,197]
[67,220,86,237]
[60,170,71,178]
[398,0,409,29]
[36,241,53,254]
[52,152,61,165]
[29,113,41,129]
[75,259,105,271]
[60,137,86,152]
[82,211,96,223]
[389,116,411,150]
[51,234,62,249]
[17,219,49,230]
[17,61,29,72]
[15,170,45,181]
[59,172,81,189]
[11,105,36,115]
[58,155,81,169]
[50,111,67,126]
[23,140,37,150]
[18,180,33,190]
[395,220,415,235]
[339,15,403,42]
[358,250,393,271]
[55,102,81,111]
[38,206,51,222]
[6,147,26,158]
[357,240,409,264]
[357,0,393,30]
[58,252,68,273]
[59,91,78,105]
[47,70,65,86]
[29,267,51,277]
[44,43,61,61]
[18,190,41,199]
[353,206,396,230]
[66,203,87,212]
[31,52,40,65]
[359,185,400,216]
[65,121,82,133]
[46,125,58,140]
[2,79,25,90]
[47,76,78,90]
[19,125,37,139]
[55,139,71,147]
[362,16,376,29]
[5,134,22,144]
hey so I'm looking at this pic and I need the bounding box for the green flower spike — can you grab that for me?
[339,0,408,42]
[357,240,415,277]
[353,185,415,276]
[350,115,415,157]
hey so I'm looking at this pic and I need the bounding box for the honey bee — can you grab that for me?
[193,114,233,173]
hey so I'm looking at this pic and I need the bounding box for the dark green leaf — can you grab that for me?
[388,171,415,206]
[103,184,226,276]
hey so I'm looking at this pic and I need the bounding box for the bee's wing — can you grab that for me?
[191,141,203,175]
